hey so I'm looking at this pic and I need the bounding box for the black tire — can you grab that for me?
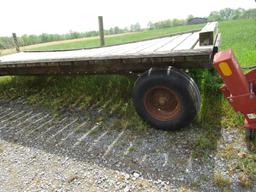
[133,67,200,130]
[245,128,256,141]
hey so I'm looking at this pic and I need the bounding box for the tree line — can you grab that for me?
[147,8,255,29]
[0,8,255,49]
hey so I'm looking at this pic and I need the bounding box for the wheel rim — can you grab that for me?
[144,86,181,121]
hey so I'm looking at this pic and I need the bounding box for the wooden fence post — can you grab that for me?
[12,33,20,52]
[98,16,105,47]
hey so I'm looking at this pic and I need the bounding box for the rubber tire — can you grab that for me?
[133,67,200,130]
[245,128,256,141]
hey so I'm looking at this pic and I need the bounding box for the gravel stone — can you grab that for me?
[0,98,255,191]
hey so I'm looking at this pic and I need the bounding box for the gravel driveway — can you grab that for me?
[0,98,255,191]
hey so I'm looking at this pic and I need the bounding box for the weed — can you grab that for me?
[190,179,200,188]
[220,144,236,160]
[222,189,232,192]
[199,174,209,182]
[88,127,101,137]
[179,186,190,192]
[213,172,231,190]
[192,128,220,159]
[128,146,136,153]
[120,119,130,129]
[74,126,82,133]
[236,153,256,181]
[238,172,253,188]
[109,119,120,127]
[95,116,104,123]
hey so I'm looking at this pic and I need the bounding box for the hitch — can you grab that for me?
[213,49,256,140]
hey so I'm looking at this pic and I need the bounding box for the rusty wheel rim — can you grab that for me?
[144,86,181,121]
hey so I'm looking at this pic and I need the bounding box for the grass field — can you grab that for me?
[0,19,255,180]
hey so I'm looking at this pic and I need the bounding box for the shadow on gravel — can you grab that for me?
[0,98,222,191]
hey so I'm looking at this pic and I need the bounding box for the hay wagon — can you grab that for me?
[0,22,220,130]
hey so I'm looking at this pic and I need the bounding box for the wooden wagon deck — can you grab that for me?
[0,22,220,76]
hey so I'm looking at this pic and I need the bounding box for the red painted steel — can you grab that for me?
[213,49,256,129]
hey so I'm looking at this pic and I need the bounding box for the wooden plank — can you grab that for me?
[0,48,212,65]
[86,36,171,56]
[77,43,133,57]
[5,50,211,63]
[88,37,167,57]
[101,40,152,55]
[93,36,168,56]
[137,36,177,54]
[174,32,199,51]
[120,37,168,55]
[0,53,212,76]
[155,33,192,52]
[199,22,218,46]
[44,36,176,58]
[78,45,119,57]
[134,37,172,54]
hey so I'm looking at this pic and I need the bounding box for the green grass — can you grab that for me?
[220,19,256,67]
[0,76,12,83]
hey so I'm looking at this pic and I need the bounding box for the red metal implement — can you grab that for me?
[213,49,256,129]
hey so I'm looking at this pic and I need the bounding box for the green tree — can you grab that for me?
[147,21,155,30]
[232,8,245,19]
[172,18,185,26]
[130,23,141,32]
[208,11,222,21]
[242,8,256,19]
[41,33,49,42]
[113,26,120,34]
[186,14,194,23]
[69,31,80,39]
[0,42,4,49]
